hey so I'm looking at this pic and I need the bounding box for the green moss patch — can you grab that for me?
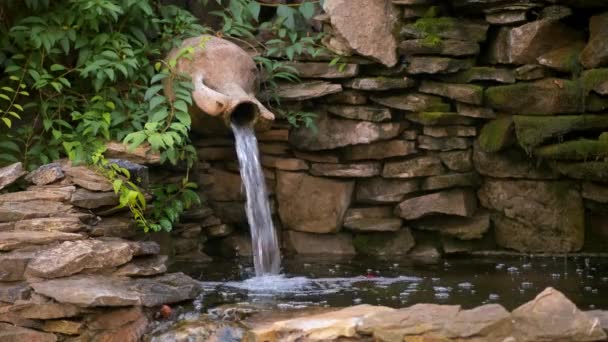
[535,139,608,160]
[407,112,476,126]
[478,116,514,153]
[556,161,608,182]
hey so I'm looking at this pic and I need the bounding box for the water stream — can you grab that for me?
[231,123,281,276]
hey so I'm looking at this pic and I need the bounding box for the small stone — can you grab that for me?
[514,64,552,81]
[344,77,415,91]
[406,112,476,126]
[371,93,450,112]
[456,103,496,119]
[62,164,112,191]
[417,135,471,151]
[396,189,477,220]
[342,140,417,161]
[419,81,483,105]
[439,149,473,172]
[345,218,402,232]
[0,231,82,251]
[310,162,381,178]
[383,156,445,178]
[412,212,490,240]
[25,163,64,185]
[70,188,118,209]
[284,61,359,79]
[421,172,480,191]
[261,156,308,171]
[276,81,342,101]
[406,57,474,74]
[423,126,476,138]
[439,67,516,84]
[581,12,608,69]
[353,230,415,256]
[399,39,479,57]
[0,162,26,190]
[323,90,368,105]
[114,255,168,277]
[283,231,355,255]
[325,105,392,122]
[356,177,420,204]
[43,320,82,335]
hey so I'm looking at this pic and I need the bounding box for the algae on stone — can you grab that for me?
[407,112,476,126]
[556,161,608,182]
[478,116,514,153]
[535,139,608,160]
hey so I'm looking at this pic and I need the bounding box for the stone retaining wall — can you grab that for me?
[197,0,608,258]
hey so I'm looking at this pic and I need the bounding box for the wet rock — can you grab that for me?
[0,231,83,251]
[355,177,420,204]
[62,164,112,191]
[310,162,381,177]
[323,0,399,66]
[283,230,355,255]
[488,20,583,64]
[284,61,359,79]
[114,255,168,277]
[275,81,342,101]
[324,105,392,122]
[343,140,417,161]
[0,323,57,342]
[439,149,473,172]
[399,39,479,57]
[26,239,134,278]
[479,180,584,252]
[261,156,308,171]
[371,92,450,112]
[456,103,496,119]
[0,162,26,190]
[581,12,608,69]
[485,78,584,115]
[252,304,392,341]
[31,272,201,307]
[344,77,415,91]
[412,212,490,240]
[25,163,64,185]
[406,112,476,126]
[473,143,557,179]
[323,90,368,105]
[12,217,85,233]
[406,57,474,74]
[396,189,477,220]
[383,155,445,178]
[417,135,471,151]
[514,64,552,81]
[421,172,481,191]
[70,188,118,209]
[289,113,402,151]
[401,18,488,42]
[439,67,516,84]
[423,126,476,138]
[512,287,606,341]
[419,81,483,105]
[538,42,586,73]
[277,171,353,233]
[353,229,415,256]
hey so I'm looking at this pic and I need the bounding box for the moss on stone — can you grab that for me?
[582,69,608,93]
[513,115,608,151]
[478,116,513,153]
[556,161,608,182]
[407,112,476,126]
[535,139,608,160]
[352,233,385,255]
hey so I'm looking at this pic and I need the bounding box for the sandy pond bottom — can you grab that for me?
[169,255,608,312]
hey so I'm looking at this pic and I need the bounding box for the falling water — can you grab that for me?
[231,123,281,276]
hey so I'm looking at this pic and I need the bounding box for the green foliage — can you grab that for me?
[413,16,454,48]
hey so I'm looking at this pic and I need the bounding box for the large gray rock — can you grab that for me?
[26,239,134,278]
[283,230,355,255]
[323,0,399,67]
[479,180,584,252]
[31,272,201,307]
[355,177,420,204]
[0,231,83,251]
[396,189,477,220]
[512,287,606,341]
[290,113,402,151]
[277,171,353,233]
[383,156,445,178]
[0,162,26,190]
[581,12,608,69]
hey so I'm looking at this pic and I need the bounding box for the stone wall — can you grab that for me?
[197,0,608,258]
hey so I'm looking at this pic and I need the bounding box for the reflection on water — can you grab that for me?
[171,255,608,311]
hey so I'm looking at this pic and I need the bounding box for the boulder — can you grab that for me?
[323,0,399,66]
[383,155,445,178]
[355,177,420,204]
[275,81,342,101]
[513,115,608,150]
[581,12,608,69]
[439,149,473,172]
[473,143,557,179]
[310,162,381,177]
[406,57,474,74]
[324,105,392,122]
[423,126,476,138]
[411,212,490,240]
[439,67,515,84]
[277,171,353,233]
[0,323,57,342]
[343,140,417,161]
[0,162,25,190]
[488,20,584,64]
[31,272,201,307]
[282,230,355,255]
[419,81,483,105]
[396,189,477,220]
[289,113,402,151]
[0,231,83,251]
[421,172,481,191]
[353,229,415,256]
[284,61,359,79]
[344,77,415,91]
[62,164,112,191]
[70,188,118,209]
[25,163,64,185]
[399,39,479,57]
[371,93,450,112]
[478,116,514,152]
[26,239,134,278]
[417,135,471,151]
[512,287,606,341]
[479,180,584,252]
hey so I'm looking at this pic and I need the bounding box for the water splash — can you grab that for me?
[231,123,281,276]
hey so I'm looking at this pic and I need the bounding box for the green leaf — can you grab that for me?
[148,134,164,151]
[175,110,191,125]
[149,96,165,111]
[247,1,261,21]
[50,64,66,71]
[144,84,164,101]
[173,100,188,113]
[299,2,316,19]
[1,117,11,128]
[0,141,20,152]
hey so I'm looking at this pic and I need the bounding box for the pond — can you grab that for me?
[170,255,608,312]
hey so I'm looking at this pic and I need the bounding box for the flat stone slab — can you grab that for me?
[62,164,112,191]
[283,231,356,256]
[114,255,168,277]
[310,162,381,178]
[396,189,477,220]
[383,156,445,178]
[12,217,85,233]
[0,200,75,222]
[0,162,26,190]
[0,186,75,203]
[31,272,201,307]
[343,140,417,161]
[371,93,449,112]
[355,178,420,203]
[70,188,118,209]
[275,81,342,101]
[0,322,57,342]
[284,61,359,79]
[325,105,392,122]
[0,231,83,251]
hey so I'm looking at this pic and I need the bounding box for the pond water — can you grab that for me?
[170,255,608,312]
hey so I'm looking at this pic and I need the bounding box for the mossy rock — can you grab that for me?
[535,139,608,160]
[581,69,608,94]
[352,230,415,256]
[513,114,608,151]
[556,161,608,182]
[439,67,515,84]
[406,112,476,126]
[401,18,488,42]
[478,116,514,153]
